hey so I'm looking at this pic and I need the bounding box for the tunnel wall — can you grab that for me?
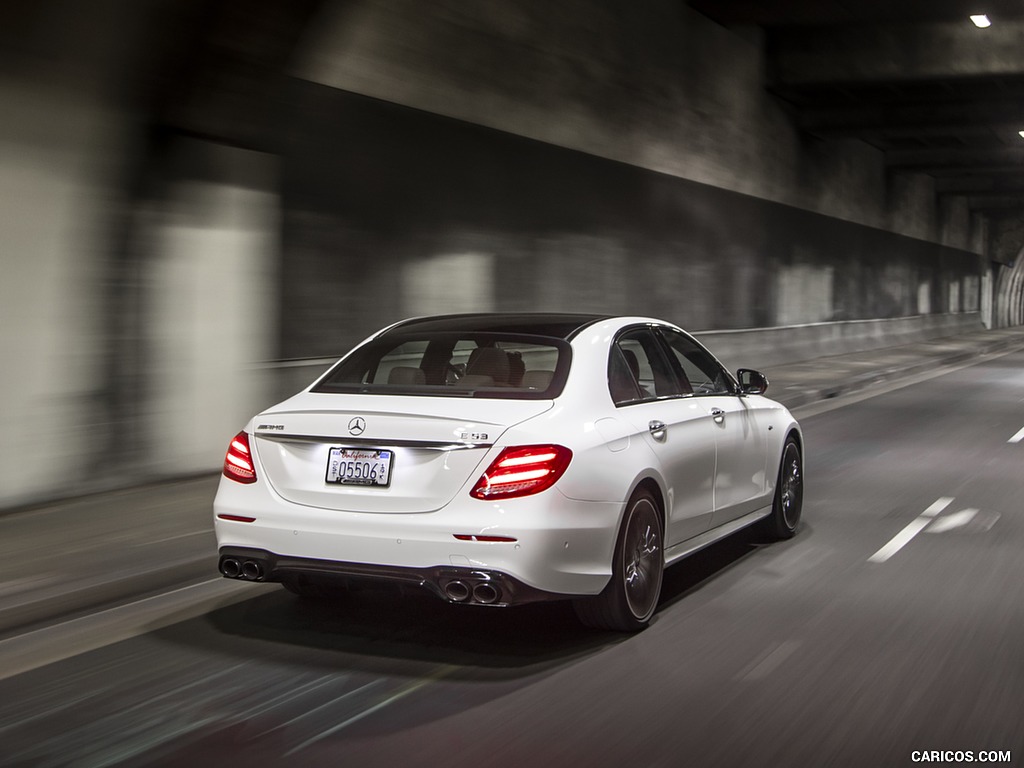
[0,79,117,508]
[279,84,982,362]
[296,0,978,250]
[0,77,279,508]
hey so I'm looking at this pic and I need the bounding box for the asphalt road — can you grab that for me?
[2,350,1023,767]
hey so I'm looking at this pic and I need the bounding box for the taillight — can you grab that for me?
[470,444,572,500]
[223,431,257,484]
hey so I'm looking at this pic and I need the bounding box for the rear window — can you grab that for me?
[312,332,570,399]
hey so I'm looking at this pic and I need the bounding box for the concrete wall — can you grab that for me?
[296,0,978,247]
[140,177,278,475]
[0,75,278,507]
[0,78,120,505]
[279,85,983,360]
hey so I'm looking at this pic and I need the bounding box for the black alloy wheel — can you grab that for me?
[574,487,664,632]
[763,435,803,540]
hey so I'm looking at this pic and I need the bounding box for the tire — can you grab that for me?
[762,435,803,540]
[574,487,664,632]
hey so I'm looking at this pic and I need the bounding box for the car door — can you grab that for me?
[608,326,716,546]
[656,327,768,525]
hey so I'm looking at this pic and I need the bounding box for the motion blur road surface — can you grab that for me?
[2,344,1024,766]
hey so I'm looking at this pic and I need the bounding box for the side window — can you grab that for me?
[608,328,680,405]
[658,329,733,396]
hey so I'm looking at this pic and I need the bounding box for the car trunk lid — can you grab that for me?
[251,394,552,513]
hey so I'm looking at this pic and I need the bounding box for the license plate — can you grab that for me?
[325,448,393,487]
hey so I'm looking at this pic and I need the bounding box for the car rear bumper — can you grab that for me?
[213,474,625,598]
[218,546,560,606]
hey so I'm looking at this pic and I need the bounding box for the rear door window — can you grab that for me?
[608,327,681,405]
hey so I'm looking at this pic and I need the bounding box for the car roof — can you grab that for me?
[387,313,611,340]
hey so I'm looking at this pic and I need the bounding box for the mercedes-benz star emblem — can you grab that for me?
[348,417,366,436]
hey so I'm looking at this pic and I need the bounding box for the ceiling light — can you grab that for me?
[970,14,992,28]
[1018,130,1024,139]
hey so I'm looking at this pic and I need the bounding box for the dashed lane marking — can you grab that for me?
[868,497,953,563]
[926,508,979,534]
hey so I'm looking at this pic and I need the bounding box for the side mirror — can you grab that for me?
[737,368,769,395]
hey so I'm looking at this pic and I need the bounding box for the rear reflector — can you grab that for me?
[223,431,257,484]
[470,444,572,500]
[453,534,518,542]
[217,514,256,523]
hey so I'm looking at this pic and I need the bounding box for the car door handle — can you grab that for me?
[710,408,725,424]
[648,420,667,441]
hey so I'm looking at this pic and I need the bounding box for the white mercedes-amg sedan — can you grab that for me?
[214,313,803,631]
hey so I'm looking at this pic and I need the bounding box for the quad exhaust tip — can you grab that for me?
[443,580,471,602]
[220,557,264,581]
[472,583,500,604]
[241,560,263,580]
[443,579,502,604]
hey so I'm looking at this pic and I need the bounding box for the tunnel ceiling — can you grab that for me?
[689,0,1024,214]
